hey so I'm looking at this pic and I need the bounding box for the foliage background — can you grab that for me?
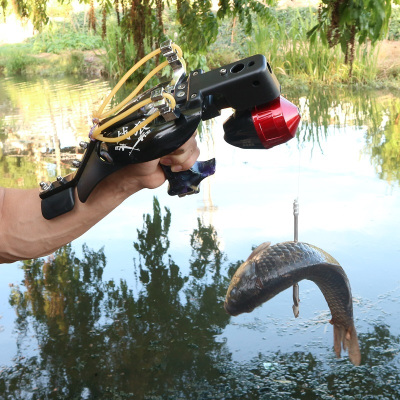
[0,1,399,85]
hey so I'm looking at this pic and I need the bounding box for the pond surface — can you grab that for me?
[0,76,400,399]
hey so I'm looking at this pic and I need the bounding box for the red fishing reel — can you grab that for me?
[252,96,301,148]
[224,96,301,150]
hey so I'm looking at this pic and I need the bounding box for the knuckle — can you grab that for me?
[171,148,185,155]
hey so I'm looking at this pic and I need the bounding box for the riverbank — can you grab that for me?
[31,49,106,77]
[278,39,400,91]
[0,6,399,90]
[375,40,400,79]
[2,41,399,91]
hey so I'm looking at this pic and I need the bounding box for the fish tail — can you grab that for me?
[333,323,361,366]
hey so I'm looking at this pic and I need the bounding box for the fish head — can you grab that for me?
[224,259,263,316]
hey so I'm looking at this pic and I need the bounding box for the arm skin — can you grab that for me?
[0,133,200,264]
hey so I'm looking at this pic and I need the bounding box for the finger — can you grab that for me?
[168,131,197,155]
[170,145,200,172]
[159,143,200,172]
[160,132,199,171]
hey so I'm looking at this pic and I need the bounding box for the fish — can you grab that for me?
[224,241,361,366]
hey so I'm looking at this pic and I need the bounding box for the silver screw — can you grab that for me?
[79,141,88,149]
[72,160,81,168]
[177,84,186,90]
[39,181,51,191]
[177,91,186,98]
[193,71,199,76]
[191,93,197,99]
[220,68,227,75]
[145,102,155,111]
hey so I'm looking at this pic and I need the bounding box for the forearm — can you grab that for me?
[0,168,144,263]
[0,132,199,264]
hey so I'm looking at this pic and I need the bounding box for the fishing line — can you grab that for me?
[296,140,302,201]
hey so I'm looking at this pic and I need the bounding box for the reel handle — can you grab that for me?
[161,159,216,197]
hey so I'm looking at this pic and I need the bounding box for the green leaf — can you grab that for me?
[306,22,321,39]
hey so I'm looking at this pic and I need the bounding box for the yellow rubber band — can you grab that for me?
[92,92,176,143]
[162,92,176,110]
[90,42,183,145]
[99,60,169,120]
[91,97,153,139]
[93,43,183,122]
[94,111,160,143]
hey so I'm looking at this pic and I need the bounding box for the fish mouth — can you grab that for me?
[224,301,241,316]
[224,300,255,316]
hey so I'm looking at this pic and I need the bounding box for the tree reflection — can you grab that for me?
[189,217,225,279]
[290,85,382,148]
[1,196,399,399]
[7,244,107,398]
[289,87,400,185]
[365,97,400,184]
[0,197,231,399]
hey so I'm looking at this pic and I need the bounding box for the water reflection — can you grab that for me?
[365,98,400,184]
[0,76,111,188]
[290,86,400,185]
[1,197,231,398]
[212,325,400,399]
[1,77,400,189]
[1,76,400,398]
[1,197,399,399]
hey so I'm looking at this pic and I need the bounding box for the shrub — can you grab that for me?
[5,52,37,75]
[388,7,400,40]
[245,7,379,84]
[27,21,102,54]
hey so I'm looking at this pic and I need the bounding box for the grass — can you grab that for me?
[0,5,399,89]
[0,44,38,75]
[0,14,103,77]
[0,44,91,76]
[245,8,379,85]
[388,7,400,41]
[102,22,139,80]
[27,22,102,54]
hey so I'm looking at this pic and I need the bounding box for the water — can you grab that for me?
[0,76,399,399]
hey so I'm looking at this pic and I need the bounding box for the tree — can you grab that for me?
[1,0,276,67]
[3,0,399,73]
[308,0,400,75]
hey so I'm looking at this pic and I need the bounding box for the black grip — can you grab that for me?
[161,159,216,197]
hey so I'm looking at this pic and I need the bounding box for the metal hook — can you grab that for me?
[293,198,299,243]
[292,282,300,318]
[292,199,300,318]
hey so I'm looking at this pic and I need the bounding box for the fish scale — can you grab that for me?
[224,241,361,365]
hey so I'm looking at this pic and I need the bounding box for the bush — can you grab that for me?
[388,7,400,40]
[245,7,379,84]
[27,21,103,54]
[64,51,86,75]
[4,51,37,75]
[205,16,247,70]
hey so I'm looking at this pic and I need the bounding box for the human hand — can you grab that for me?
[119,131,200,191]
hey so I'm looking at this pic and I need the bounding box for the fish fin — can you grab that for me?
[333,324,361,366]
[346,324,361,366]
[333,324,345,358]
[247,242,271,261]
